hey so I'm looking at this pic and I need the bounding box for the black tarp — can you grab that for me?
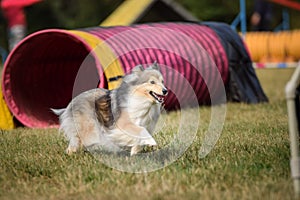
[202,22,268,103]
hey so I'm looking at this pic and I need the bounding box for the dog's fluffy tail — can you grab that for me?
[51,108,66,116]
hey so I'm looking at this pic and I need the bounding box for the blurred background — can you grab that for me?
[1,0,300,51]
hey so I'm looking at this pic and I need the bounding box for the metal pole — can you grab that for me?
[286,63,300,197]
[230,0,247,36]
[282,8,290,30]
[240,0,247,36]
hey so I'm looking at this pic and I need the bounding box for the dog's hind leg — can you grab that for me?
[66,135,81,155]
[61,119,83,155]
[77,119,101,149]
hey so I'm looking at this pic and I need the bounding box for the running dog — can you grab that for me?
[52,63,168,156]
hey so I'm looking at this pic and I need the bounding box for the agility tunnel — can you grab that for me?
[1,22,268,128]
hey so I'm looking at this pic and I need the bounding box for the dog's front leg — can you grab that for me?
[130,145,143,156]
[113,111,157,155]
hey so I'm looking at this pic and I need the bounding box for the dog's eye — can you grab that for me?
[162,80,164,84]
[150,81,155,84]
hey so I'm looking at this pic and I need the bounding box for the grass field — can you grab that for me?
[0,68,297,200]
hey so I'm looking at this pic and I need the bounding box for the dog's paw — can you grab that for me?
[66,146,77,155]
[130,145,142,156]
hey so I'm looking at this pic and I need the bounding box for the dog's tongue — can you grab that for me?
[157,94,165,103]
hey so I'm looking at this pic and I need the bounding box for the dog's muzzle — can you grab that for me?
[150,88,168,103]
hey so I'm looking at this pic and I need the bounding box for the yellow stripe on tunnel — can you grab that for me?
[69,30,125,90]
[0,85,14,130]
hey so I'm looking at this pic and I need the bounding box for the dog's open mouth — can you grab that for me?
[149,91,165,103]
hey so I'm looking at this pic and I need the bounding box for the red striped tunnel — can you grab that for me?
[1,22,267,128]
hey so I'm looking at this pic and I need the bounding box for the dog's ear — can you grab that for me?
[148,61,160,71]
[131,65,144,74]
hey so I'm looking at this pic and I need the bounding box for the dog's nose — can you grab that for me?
[162,88,168,95]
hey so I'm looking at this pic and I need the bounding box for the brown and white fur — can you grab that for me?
[52,63,168,156]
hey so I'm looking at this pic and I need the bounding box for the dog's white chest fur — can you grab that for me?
[127,96,160,134]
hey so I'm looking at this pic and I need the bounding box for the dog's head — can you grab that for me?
[125,62,168,104]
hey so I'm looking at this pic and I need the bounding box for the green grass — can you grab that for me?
[0,68,296,200]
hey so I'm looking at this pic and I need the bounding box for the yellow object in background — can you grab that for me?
[0,85,14,130]
[101,0,154,26]
[245,30,300,63]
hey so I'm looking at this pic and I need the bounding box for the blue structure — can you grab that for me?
[0,47,7,64]
[231,0,291,34]
[275,8,290,31]
[231,0,247,36]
